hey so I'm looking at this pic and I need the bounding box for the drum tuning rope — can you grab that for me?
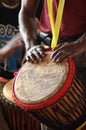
[47,0,65,49]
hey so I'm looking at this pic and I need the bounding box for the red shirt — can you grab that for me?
[39,0,86,38]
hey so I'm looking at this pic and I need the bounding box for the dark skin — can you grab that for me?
[19,0,86,63]
[51,33,86,62]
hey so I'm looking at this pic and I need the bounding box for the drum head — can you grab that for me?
[13,54,75,110]
[3,79,14,103]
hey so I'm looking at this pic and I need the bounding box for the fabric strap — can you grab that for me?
[47,0,65,49]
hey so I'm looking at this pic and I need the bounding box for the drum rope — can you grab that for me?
[47,0,65,49]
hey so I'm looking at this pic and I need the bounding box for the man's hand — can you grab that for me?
[26,45,50,63]
[51,33,86,62]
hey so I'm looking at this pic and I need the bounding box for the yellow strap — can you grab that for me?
[47,0,65,49]
[47,0,56,48]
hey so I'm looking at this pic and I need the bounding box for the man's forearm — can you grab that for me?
[19,9,37,50]
[19,0,39,50]
[0,33,23,58]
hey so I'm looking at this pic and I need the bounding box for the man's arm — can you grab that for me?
[19,0,39,50]
[0,33,23,58]
[51,33,86,62]
[19,0,50,63]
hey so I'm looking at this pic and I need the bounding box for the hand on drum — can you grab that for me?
[26,45,50,63]
[51,35,86,63]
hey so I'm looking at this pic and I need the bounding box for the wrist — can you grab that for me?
[77,33,86,43]
[25,40,35,51]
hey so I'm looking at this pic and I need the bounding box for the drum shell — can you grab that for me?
[12,54,86,130]
[0,81,41,130]
[31,72,86,130]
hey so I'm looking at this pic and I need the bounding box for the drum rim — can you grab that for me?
[12,59,75,110]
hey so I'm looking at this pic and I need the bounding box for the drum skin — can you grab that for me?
[12,54,86,130]
[0,79,41,130]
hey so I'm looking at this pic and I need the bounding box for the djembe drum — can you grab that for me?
[12,54,86,130]
[0,79,41,130]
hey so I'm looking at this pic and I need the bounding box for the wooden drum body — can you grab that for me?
[12,54,86,130]
[0,79,41,130]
